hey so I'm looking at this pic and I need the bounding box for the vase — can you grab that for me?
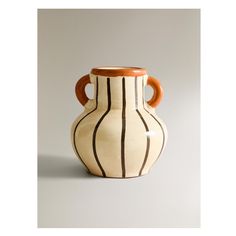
[71,66,167,178]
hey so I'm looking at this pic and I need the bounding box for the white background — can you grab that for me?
[38,9,200,227]
[0,0,236,235]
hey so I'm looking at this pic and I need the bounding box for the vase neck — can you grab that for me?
[90,75,148,110]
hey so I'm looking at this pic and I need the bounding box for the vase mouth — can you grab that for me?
[91,66,147,77]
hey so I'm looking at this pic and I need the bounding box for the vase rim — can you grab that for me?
[91,66,147,77]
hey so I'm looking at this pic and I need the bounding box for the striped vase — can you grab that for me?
[71,67,167,178]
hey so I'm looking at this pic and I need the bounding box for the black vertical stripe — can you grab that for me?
[121,77,126,178]
[135,77,150,176]
[142,77,166,159]
[73,77,99,172]
[92,78,111,177]
[136,110,151,175]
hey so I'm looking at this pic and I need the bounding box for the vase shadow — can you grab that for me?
[38,155,95,179]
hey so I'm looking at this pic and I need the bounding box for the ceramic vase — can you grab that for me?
[71,67,167,178]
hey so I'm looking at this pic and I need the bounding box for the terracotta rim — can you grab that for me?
[91,66,147,77]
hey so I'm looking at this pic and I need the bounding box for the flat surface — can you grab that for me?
[38,9,200,227]
[38,151,199,227]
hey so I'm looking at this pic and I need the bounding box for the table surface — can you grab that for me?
[38,151,200,228]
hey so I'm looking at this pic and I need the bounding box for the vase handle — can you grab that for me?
[75,74,91,106]
[147,76,163,108]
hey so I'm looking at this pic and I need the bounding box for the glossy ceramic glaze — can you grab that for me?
[71,67,167,178]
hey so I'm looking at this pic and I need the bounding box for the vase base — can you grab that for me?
[88,171,149,179]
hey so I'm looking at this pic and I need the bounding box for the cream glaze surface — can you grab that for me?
[71,73,167,178]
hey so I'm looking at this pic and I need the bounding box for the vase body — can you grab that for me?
[71,67,167,178]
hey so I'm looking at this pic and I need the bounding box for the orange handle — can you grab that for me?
[75,74,90,106]
[147,76,163,108]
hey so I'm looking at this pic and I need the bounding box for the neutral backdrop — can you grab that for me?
[38,9,200,228]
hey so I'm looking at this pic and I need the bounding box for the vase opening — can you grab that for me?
[91,66,147,77]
